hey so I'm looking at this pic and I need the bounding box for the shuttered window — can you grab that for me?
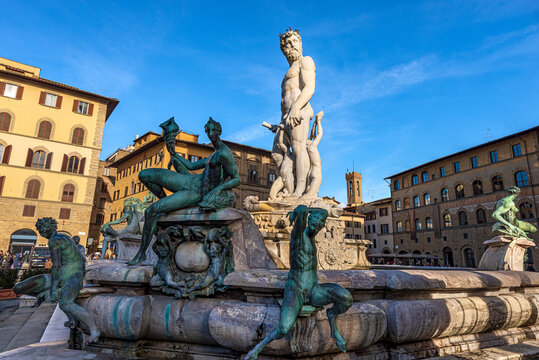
[32,151,46,168]
[22,205,36,217]
[72,127,84,145]
[0,112,10,131]
[67,156,79,173]
[37,121,52,139]
[73,100,93,115]
[1,145,11,164]
[61,184,75,202]
[25,180,41,199]
[59,208,71,219]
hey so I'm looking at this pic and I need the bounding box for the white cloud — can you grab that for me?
[63,50,137,95]
[317,24,539,113]
[228,122,271,144]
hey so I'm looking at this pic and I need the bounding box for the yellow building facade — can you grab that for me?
[0,57,118,253]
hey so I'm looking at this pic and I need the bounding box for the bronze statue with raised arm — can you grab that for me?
[128,117,240,265]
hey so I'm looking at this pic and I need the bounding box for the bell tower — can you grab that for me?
[346,171,363,206]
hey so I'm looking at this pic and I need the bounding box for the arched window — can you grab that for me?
[404,198,410,209]
[25,179,41,199]
[415,218,422,230]
[492,176,504,191]
[67,156,80,173]
[10,229,37,254]
[458,211,468,226]
[356,182,360,196]
[413,196,420,207]
[519,202,534,219]
[32,150,46,168]
[0,112,10,131]
[421,171,429,183]
[441,188,449,201]
[443,213,452,227]
[405,220,410,231]
[476,208,486,224]
[395,200,401,211]
[424,193,431,205]
[472,180,483,195]
[425,217,433,229]
[0,144,4,160]
[464,248,476,268]
[443,247,454,267]
[37,121,52,139]
[396,221,403,232]
[349,181,353,197]
[412,174,418,185]
[455,184,465,199]
[515,171,529,187]
[61,184,75,202]
[71,127,85,145]
[394,180,400,191]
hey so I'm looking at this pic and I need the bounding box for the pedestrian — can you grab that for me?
[12,253,22,269]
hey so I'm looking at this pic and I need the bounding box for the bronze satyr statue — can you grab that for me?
[245,205,352,360]
[100,194,155,257]
[14,217,100,343]
[492,186,537,241]
[128,117,240,265]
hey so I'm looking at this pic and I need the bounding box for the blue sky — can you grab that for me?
[3,1,538,204]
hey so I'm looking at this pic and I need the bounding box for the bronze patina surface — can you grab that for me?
[14,217,100,344]
[245,205,353,359]
[128,117,240,265]
[492,186,537,241]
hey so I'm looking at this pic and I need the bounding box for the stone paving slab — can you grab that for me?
[0,306,36,352]
[0,341,140,359]
[40,304,70,343]
[427,339,539,359]
[5,302,56,351]
[0,299,19,322]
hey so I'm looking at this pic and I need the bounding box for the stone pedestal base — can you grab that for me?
[350,239,372,270]
[243,196,370,270]
[478,235,536,271]
[116,234,157,265]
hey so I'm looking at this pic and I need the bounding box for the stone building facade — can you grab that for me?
[341,211,365,241]
[0,57,118,253]
[87,160,117,254]
[386,126,538,267]
[345,197,393,256]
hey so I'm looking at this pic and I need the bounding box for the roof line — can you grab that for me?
[385,125,539,180]
[0,69,119,120]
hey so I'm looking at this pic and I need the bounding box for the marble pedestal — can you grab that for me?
[243,196,371,270]
[478,235,536,271]
[116,234,157,265]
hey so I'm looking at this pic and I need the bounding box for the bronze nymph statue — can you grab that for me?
[128,117,240,265]
[492,186,537,241]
